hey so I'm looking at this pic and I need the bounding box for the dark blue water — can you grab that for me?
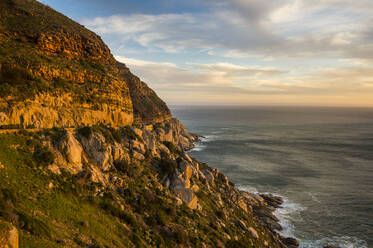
[171,106,373,248]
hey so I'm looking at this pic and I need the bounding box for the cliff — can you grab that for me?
[0,0,171,128]
[0,119,295,247]
[116,62,172,124]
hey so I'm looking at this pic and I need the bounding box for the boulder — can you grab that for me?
[0,223,18,248]
[218,172,230,186]
[191,184,200,193]
[202,170,215,187]
[111,143,128,162]
[171,176,198,209]
[141,131,158,155]
[260,194,283,208]
[281,237,299,247]
[254,206,281,231]
[215,194,224,207]
[178,160,193,188]
[248,227,259,239]
[235,220,248,232]
[184,153,193,163]
[132,128,143,139]
[198,170,210,190]
[158,144,171,156]
[59,130,83,173]
[130,139,146,154]
[132,151,145,161]
[176,187,198,209]
[240,191,266,207]
[79,132,113,171]
[237,197,249,213]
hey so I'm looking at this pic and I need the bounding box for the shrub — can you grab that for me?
[130,233,146,248]
[77,126,93,139]
[120,126,142,141]
[226,240,253,248]
[0,124,22,130]
[159,158,177,176]
[33,144,55,166]
[156,210,168,225]
[48,127,66,144]
[163,141,179,155]
[0,189,18,225]
[174,225,188,244]
[0,64,34,83]
[18,213,51,238]
[97,124,121,143]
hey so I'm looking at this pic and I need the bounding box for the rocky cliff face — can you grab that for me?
[0,118,295,247]
[0,0,171,128]
[0,221,18,248]
[116,62,172,124]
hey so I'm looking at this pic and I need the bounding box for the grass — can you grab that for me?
[77,125,122,143]
[0,128,280,248]
[0,132,129,247]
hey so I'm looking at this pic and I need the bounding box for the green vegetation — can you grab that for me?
[158,154,177,176]
[0,132,131,247]
[0,124,22,130]
[0,0,125,104]
[0,128,280,247]
[162,141,181,155]
[0,64,48,100]
[33,144,55,166]
[120,126,142,141]
[0,0,101,46]
[77,125,122,143]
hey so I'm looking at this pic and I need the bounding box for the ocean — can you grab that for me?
[171,106,373,248]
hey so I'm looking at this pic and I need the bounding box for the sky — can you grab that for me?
[40,0,373,107]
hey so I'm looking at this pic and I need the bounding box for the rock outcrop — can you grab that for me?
[116,62,172,124]
[0,0,171,129]
[30,118,294,247]
[0,222,18,248]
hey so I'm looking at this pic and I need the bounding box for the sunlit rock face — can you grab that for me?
[116,62,172,124]
[0,0,171,129]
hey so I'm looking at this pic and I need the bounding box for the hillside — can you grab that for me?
[0,0,297,248]
[0,0,170,128]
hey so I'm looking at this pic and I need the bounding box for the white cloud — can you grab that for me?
[82,0,373,61]
[115,56,373,106]
[86,1,373,106]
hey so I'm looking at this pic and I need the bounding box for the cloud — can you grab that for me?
[83,1,373,106]
[116,56,287,86]
[115,56,373,106]
[82,0,373,61]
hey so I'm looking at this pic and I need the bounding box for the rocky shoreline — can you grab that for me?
[188,138,344,248]
[187,134,300,247]
[0,117,347,247]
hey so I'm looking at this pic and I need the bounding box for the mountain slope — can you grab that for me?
[0,0,170,128]
[116,62,172,124]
